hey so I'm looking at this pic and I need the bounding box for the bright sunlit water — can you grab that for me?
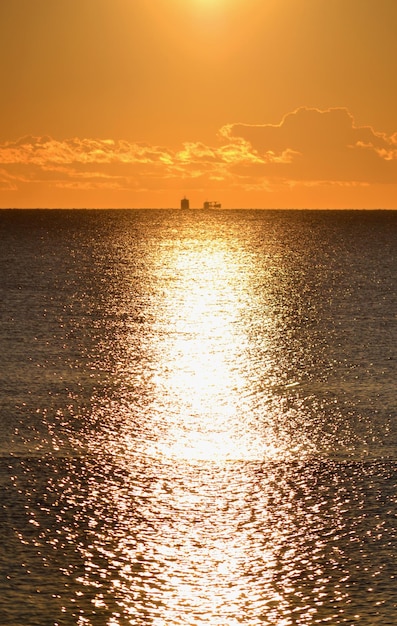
[0,209,396,625]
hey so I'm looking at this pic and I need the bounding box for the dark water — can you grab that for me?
[0,209,396,625]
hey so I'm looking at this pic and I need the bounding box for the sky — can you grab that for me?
[0,0,396,209]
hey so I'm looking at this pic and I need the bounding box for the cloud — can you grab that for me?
[0,107,396,202]
[0,136,173,167]
[222,107,397,185]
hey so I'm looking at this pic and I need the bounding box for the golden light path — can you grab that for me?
[135,239,284,464]
[81,231,319,625]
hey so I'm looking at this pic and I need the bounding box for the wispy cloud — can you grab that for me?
[1,108,396,201]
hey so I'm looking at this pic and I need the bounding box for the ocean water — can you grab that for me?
[0,208,396,625]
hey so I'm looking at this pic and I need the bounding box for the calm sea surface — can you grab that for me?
[0,209,396,625]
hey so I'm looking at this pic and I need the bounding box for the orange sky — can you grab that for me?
[0,0,396,208]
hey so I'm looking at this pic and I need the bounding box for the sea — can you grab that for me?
[0,208,396,626]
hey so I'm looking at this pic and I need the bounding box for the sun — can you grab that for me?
[189,0,229,11]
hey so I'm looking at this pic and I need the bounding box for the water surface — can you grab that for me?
[0,209,396,625]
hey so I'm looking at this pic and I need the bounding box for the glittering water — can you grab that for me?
[0,209,396,625]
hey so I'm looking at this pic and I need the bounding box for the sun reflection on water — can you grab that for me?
[71,224,388,625]
[86,231,323,468]
[84,238,303,620]
[134,241,288,464]
[87,238,321,621]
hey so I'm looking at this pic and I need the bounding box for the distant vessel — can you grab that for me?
[180,197,222,209]
[203,201,221,209]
